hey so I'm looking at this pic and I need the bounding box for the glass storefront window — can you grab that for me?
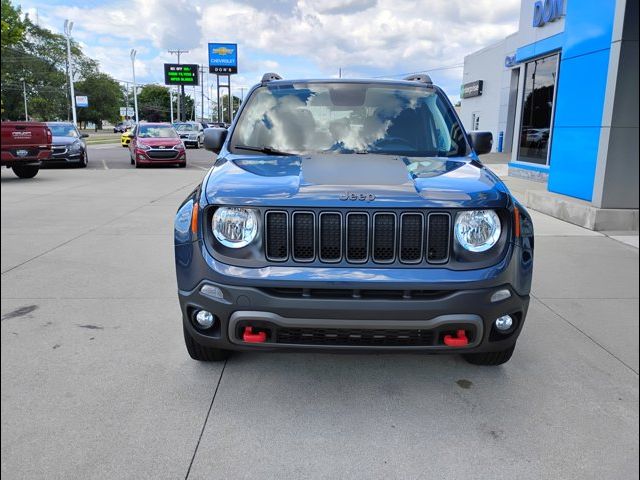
[518,54,559,165]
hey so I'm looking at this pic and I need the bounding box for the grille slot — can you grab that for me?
[319,212,342,262]
[147,149,178,159]
[265,211,288,261]
[292,212,315,261]
[372,213,396,263]
[276,327,435,346]
[399,213,424,263]
[346,213,369,263]
[427,213,450,263]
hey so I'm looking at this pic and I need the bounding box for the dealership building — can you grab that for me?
[460,0,638,230]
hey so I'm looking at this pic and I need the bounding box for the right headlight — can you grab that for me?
[212,207,259,248]
[454,210,501,252]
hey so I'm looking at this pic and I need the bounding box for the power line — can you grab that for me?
[371,63,464,79]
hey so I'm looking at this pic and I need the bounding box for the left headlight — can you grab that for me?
[69,141,82,152]
[212,207,259,248]
[454,210,501,252]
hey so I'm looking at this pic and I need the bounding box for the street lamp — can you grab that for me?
[19,77,28,120]
[63,19,77,126]
[130,49,139,124]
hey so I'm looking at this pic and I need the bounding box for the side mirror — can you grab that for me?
[468,131,493,155]
[203,127,227,153]
[81,133,89,138]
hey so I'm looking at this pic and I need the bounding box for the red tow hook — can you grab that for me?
[242,326,267,343]
[443,329,469,347]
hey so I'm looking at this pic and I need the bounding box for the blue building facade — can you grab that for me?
[461,0,638,227]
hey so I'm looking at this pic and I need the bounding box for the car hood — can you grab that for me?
[52,136,80,146]
[138,138,182,147]
[204,154,511,209]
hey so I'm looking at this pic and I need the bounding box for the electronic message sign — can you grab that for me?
[164,64,199,86]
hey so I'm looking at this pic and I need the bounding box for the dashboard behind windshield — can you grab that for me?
[137,126,178,138]
[48,124,78,137]
[231,82,469,157]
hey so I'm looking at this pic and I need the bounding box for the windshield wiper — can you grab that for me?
[234,145,293,156]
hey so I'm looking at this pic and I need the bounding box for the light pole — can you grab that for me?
[64,19,77,126]
[20,77,28,120]
[130,49,139,124]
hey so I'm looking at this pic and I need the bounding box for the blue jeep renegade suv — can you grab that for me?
[174,73,534,366]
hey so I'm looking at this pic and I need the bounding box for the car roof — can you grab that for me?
[139,123,172,126]
[46,121,74,125]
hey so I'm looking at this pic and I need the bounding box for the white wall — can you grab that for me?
[460,39,513,152]
[460,0,568,153]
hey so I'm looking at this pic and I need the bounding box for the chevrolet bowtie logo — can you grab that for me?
[339,192,376,201]
[212,47,234,55]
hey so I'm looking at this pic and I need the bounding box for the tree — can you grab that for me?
[1,0,26,48]
[220,95,241,123]
[138,84,170,122]
[1,11,100,121]
[76,73,122,128]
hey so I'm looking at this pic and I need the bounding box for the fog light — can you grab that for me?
[495,315,514,331]
[195,310,215,329]
[491,289,511,303]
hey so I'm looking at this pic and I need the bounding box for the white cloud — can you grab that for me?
[21,0,519,97]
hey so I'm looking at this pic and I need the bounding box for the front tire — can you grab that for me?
[12,165,39,178]
[183,326,230,361]
[463,345,515,366]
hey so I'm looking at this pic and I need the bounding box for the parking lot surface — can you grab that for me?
[1,145,638,479]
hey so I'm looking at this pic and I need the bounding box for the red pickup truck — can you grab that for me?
[1,121,53,178]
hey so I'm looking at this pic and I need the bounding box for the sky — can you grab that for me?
[15,0,520,105]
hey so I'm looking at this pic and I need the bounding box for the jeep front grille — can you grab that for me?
[264,209,451,265]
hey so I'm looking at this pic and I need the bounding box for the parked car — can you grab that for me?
[113,122,132,133]
[129,123,186,168]
[45,122,89,168]
[121,128,135,147]
[174,74,535,365]
[207,122,228,129]
[174,122,204,148]
[1,121,52,178]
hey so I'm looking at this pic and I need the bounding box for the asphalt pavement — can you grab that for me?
[42,141,216,171]
[1,146,638,479]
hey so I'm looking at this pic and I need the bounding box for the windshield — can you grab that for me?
[48,124,78,137]
[137,125,178,138]
[175,123,198,132]
[232,82,468,157]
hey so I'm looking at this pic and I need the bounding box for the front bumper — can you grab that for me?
[177,242,532,353]
[134,150,186,165]
[44,151,85,166]
[180,280,528,352]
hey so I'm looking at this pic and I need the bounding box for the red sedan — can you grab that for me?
[129,123,186,168]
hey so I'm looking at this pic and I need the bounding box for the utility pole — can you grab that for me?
[168,49,189,121]
[64,20,77,126]
[200,65,205,122]
[124,82,129,121]
[169,87,173,123]
[20,77,28,120]
[130,49,139,124]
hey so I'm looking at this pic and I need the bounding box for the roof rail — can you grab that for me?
[261,72,283,83]
[404,74,432,85]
